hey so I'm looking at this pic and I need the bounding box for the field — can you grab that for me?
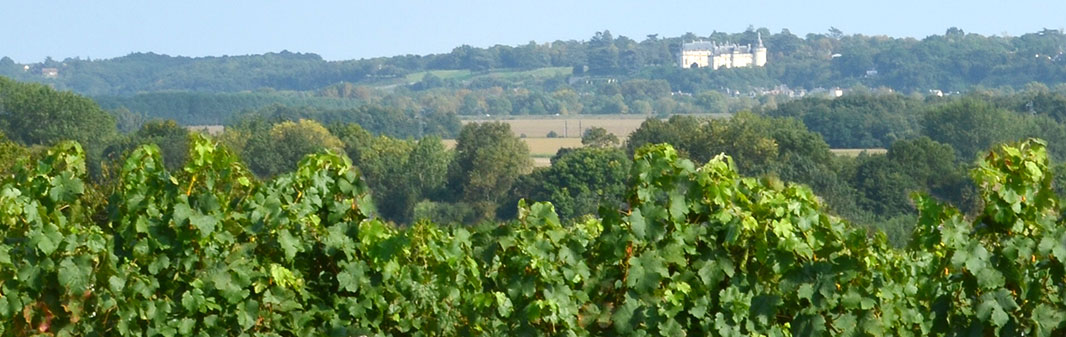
[451,114,887,167]
[461,115,664,139]
[403,67,572,84]
[199,116,884,167]
[450,115,658,167]
[442,137,581,167]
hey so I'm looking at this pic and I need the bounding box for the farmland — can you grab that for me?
[461,115,654,139]
[450,114,885,166]
[402,67,573,84]
[443,137,582,167]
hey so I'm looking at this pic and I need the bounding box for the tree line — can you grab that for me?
[7,28,1066,134]
[4,28,1066,96]
[97,78,758,130]
[14,75,1066,247]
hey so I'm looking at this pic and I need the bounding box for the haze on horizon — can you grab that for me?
[2,0,1064,63]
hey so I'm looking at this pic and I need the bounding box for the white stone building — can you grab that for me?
[680,33,767,70]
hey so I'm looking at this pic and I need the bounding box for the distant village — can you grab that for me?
[22,64,59,78]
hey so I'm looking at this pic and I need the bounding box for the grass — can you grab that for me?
[485,66,571,80]
[404,69,474,82]
[402,67,572,84]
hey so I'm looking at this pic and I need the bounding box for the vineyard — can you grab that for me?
[1,135,1065,336]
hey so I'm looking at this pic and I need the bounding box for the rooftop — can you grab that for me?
[682,41,753,54]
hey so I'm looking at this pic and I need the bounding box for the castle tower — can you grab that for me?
[754,32,768,67]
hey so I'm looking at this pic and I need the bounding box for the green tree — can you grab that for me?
[346,133,452,223]
[104,120,191,171]
[0,76,117,173]
[587,30,620,74]
[923,98,1025,159]
[240,119,343,177]
[353,135,417,222]
[0,130,29,174]
[507,147,630,221]
[581,126,620,148]
[407,136,451,199]
[331,123,452,223]
[448,122,531,219]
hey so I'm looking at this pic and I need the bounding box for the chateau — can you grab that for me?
[680,33,767,69]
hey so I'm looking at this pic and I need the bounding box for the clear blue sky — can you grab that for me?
[2,0,1064,63]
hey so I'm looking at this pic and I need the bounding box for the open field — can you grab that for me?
[444,137,888,168]
[442,137,582,167]
[462,113,730,139]
[195,120,882,167]
[524,137,583,155]
[403,67,572,84]
[441,137,582,156]
[463,116,649,139]
[449,114,895,167]
[204,115,880,167]
[404,69,473,82]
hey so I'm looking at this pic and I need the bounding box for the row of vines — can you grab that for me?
[1,135,1064,336]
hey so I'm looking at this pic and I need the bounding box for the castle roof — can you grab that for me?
[682,41,716,51]
[682,40,754,54]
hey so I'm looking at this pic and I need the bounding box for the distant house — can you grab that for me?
[41,68,58,78]
[832,87,844,97]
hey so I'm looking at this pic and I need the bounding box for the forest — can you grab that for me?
[2,27,1066,335]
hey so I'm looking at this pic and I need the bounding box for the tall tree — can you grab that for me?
[104,120,190,171]
[581,126,620,148]
[507,147,630,221]
[238,119,344,177]
[0,76,117,172]
[923,98,1025,159]
[448,122,531,218]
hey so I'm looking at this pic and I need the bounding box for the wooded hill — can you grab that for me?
[4,28,1066,96]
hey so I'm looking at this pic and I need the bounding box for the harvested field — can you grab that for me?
[524,137,583,155]
[449,114,746,167]
[443,139,890,167]
[461,113,730,140]
[462,116,650,140]
[442,137,582,156]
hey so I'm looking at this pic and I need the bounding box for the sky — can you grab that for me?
[3,0,1065,63]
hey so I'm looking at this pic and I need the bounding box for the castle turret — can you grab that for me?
[754,32,768,67]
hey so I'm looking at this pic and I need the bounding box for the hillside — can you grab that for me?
[4,28,1066,97]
